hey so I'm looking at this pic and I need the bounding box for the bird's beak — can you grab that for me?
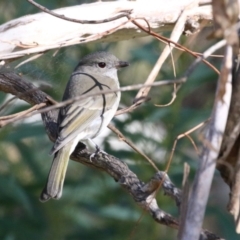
[116,61,129,69]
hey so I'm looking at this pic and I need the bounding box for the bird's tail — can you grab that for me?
[40,142,73,202]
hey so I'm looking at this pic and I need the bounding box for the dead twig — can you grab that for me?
[133,9,188,102]
[0,102,46,127]
[0,78,185,127]
[155,84,177,107]
[27,0,132,24]
[129,17,220,75]
[166,120,209,174]
[108,124,159,172]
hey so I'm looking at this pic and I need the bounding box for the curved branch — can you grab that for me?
[0,0,212,60]
[27,0,132,24]
[0,71,223,240]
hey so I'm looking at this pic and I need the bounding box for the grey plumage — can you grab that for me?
[40,51,128,202]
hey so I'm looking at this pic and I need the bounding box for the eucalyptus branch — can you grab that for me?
[27,0,132,24]
[0,71,222,240]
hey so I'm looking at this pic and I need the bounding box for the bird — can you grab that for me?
[40,51,129,202]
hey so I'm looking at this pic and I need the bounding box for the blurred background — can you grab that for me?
[0,1,239,240]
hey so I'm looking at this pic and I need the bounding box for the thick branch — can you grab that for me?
[181,45,233,240]
[0,71,222,240]
[0,0,212,60]
[0,70,180,226]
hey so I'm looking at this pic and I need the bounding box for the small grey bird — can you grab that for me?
[40,51,129,202]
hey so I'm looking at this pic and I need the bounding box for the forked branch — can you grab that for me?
[0,71,223,240]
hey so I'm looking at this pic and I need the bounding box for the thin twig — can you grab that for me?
[129,17,220,75]
[164,39,227,108]
[134,10,187,101]
[0,86,46,114]
[0,104,46,120]
[108,124,159,172]
[178,163,190,240]
[165,120,209,173]
[27,0,132,24]
[155,84,177,107]
[184,39,226,77]
[0,78,185,126]
[0,102,46,127]
[0,96,17,113]
[78,18,130,43]
[170,43,177,78]
[115,96,150,116]
[15,53,45,68]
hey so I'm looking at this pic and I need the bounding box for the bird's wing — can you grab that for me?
[51,72,119,154]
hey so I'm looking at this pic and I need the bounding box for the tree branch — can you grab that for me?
[0,71,223,240]
[0,0,213,60]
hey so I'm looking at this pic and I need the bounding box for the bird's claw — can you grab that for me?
[89,147,107,161]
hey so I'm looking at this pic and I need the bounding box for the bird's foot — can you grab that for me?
[89,146,107,161]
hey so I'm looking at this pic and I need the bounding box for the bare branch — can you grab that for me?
[108,124,159,172]
[180,45,233,240]
[0,77,185,125]
[0,70,223,240]
[0,0,212,60]
[27,0,132,24]
[129,17,220,75]
[134,5,191,100]
[0,102,46,127]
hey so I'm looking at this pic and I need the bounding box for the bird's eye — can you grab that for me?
[98,62,106,68]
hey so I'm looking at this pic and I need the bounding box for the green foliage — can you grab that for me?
[0,1,238,240]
